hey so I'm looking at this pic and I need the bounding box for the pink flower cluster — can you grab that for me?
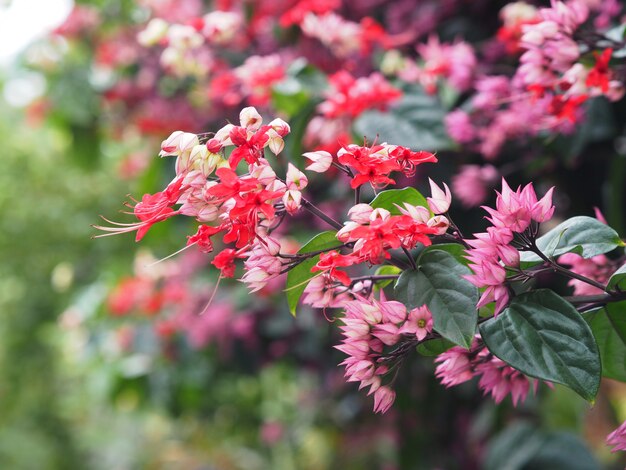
[464,179,554,315]
[451,164,500,208]
[517,0,624,119]
[518,0,589,87]
[300,12,386,58]
[558,253,619,295]
[399,36,476,94]
[337,293,434,413]
[607,420,626,453]
[435,337,539,406]
[445,76,550,159]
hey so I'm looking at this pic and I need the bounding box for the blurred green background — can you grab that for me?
[1,1,626,469]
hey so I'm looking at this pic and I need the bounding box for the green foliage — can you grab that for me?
[285,231,339,315]
[395,250,478,348]
[373,265,402,290]
[480,290,601,402]
[369,187,428,214]
[607,263,626,290]
[584,301,626,382]
[485,422,599,470]
[353,88,455,151]
[520,216,622,265]
[420,243,469,266]
[416,337,455,356]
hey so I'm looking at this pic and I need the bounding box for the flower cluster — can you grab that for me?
[435,336,541,406]
[464,179,555,315]
[337,293,434,413]
[398,36,476,94]
[318,71,402,120]
[558,252,620,295]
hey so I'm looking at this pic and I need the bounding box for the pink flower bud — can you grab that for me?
[282,189,302,214]
[285,163,308,190]
[427,215,450,235]
[348,204,374,224]
[214,124,235,145]
[267,134,285,155]
[206,138,223,153]
[369,208,391,222]
[531,187,555,222]
[239,106,263,131]
[269,118,291,137]
[373,386,396,414]
[372,323,400,346]
[178,132,200,154]
[427,179,452,214]
[159,131,185,156]
[303,150,333,173]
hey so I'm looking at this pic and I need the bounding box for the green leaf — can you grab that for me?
[607,263,626,291]
[395,250,478,348]
[373,265,402,290]
[484,423,545,470]
[480,289,601,402]
[420,243,469,266]
[485,423,599,470]
[524,433,600,470]
[584,301,626,382]
[353,88,455,151]
[416,337,455,356]
[370,187,428,215]
[285,231,339,316]
[520,216,621,265]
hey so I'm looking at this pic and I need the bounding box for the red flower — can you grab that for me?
[586,48,612,93]
[312,251,358,286]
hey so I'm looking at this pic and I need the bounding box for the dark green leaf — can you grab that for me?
[395,250,478,348]
[584,301,626,382]
[607,263,626,291]
[420,243,469,266]
[416,337,455,356]
[286,231,339,315]
[520,216,622,265]
[480,289,601,402]
[484,423,544,470]
[370,187,428,215]
[524,433,600,470]
[485,423,599,470]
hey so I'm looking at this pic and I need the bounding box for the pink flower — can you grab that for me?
[303,150,333,173]
[427,179,452,214]
[452,165,499,208]
[606,420,626,453]
[445,110,475,143]
[399,305,433,340]
[372,386,396,414]
[435,346,475,387]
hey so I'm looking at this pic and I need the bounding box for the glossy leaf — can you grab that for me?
[285,231,339,315]
[480,289,601,402]
[369,187,428,215]
[485,423,599,470]
[373,265,402,290]
[584,301,626,382]
[607,263,626,291]
[395,250,478,348]
[520,216,622,265]
[419,243,469,266]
